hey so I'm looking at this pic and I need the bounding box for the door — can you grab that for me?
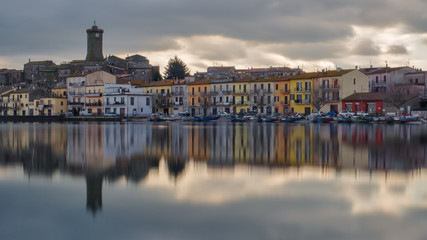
[304,107,311,115]
[120,108,125,116]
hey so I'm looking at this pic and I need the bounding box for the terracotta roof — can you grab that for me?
[187,79,211,85]
[341,92,388,101]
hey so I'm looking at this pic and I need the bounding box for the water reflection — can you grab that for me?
[0,122,426,215]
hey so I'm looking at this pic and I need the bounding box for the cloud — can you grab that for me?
[386,45,408,55]
[0,0,427,71]
[352,39,381,56]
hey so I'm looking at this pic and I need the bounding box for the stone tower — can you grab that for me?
[85,22,104,63]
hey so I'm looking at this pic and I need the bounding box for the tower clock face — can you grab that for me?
[95,33,100,38]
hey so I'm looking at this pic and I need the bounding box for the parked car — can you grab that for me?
[104,112,119,117]
[80,111,93,116]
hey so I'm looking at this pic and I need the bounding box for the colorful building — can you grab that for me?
[274,77,291,114]
[231,78,251,114]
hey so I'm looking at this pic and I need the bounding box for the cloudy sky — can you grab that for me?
[1,0,427,74]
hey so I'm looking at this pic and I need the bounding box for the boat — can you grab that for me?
[192,115,221,121]
[149,113,167,122]
[281,115,303,122]
[320,116,335,123]
[337,117,353,123]
[357,116,373,123]
[399,115,420,123]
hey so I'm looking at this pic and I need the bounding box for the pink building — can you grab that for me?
[366,66,417,92]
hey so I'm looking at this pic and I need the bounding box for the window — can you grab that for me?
[141,71,145,76]
[305,82,311,91]
[354,78,356,85]
[226,97,229,103]
[131,97,134,105]
[376,76,378,83]
[141,108,143,112]
[61,101,63,106]
[219,97,223,102]
[276,84,278,90]
[261,84,264,89]
[192,98,195,105]
[383,75,386,82]
[146,98,150,106]
[244,85,246,92]
[296,82,302,91]
[267,96,271,104]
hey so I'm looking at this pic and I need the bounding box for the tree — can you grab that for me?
[164,56,190,79]
[152,67,163,82]
[312,88,329,112]
[387,87,419,113]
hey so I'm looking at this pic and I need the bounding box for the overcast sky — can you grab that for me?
[1,0,427,73]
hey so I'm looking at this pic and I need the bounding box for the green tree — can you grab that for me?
[164,56,190,79]
[152,67,163,82]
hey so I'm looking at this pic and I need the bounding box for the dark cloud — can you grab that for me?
[387,45,408,55]
[352,39,381,56]
[0,0,426,68]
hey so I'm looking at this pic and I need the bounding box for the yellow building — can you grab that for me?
[274,77,291,114]
[289,73,314,114]
[7,88,32,116]
[141,80,173,115]
[36,97,67,116]
[231,78,251,114]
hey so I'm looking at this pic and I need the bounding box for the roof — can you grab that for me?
[368,67,409,75]
[288,70,354,80]
[341,92,389,101]
[187,79,211,85]
[0,86,13,95]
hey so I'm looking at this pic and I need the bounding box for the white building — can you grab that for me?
[66,75,86,114]
[104,85,152,117]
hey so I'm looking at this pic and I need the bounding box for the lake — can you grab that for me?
[0,122,427,240]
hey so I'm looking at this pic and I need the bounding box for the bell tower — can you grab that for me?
[85,22,104,63]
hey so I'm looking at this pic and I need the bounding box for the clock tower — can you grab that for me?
[85,22,104,63]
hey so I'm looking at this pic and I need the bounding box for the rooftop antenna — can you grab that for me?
[93,20,96,26]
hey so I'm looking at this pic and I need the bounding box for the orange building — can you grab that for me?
[187,79,211,116]
[274,77,291,114]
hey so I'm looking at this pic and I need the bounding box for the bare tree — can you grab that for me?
[199,92,213,116]
[387,87,418,113]
[311,88,329,112]
[250,89,267,114]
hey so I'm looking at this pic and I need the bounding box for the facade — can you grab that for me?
[368,66,417,92]
[273,77,291,114]
[188,79,211,116]
[67,75,86,114]
[142,80,173,115]
[170,79,189,115]
[232,78,251,114]
[289,74,313,114]
[210,79,233,115]
[251,79,275,115]
[23,60,56,82]
[313,69,369,113]
[104,86,152,117]
[0,69,23,86]
[341,92,393,114]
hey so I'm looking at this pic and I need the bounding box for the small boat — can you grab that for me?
[399,115,420,123]
[149,113,165,122]
[337,117,352,123]
[281,116,303,122]
[320,116,334,123]
[357,116,373,123]
[192,115,221,121]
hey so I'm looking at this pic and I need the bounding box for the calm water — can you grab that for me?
[0,121,427,240]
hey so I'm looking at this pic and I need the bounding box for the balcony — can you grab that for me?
[106,102,124,106]
[232,90,249,95]
[294,88,311,92]
[68,101,84,106]
[280,101,289,106]
[86,102,102,107]
[172,91,184,96]
[280,89,290,94]
[86,93,102,97]
[294,99,311,105]
[222,90,232,95]
[174,102,184,106]
[69,92,84,96]
[215,102,231,106]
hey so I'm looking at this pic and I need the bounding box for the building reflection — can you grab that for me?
[0,122,426,214]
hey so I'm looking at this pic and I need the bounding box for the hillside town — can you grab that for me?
[1,24,426,118]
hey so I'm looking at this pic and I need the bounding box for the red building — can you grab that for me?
[341,92,389,114]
